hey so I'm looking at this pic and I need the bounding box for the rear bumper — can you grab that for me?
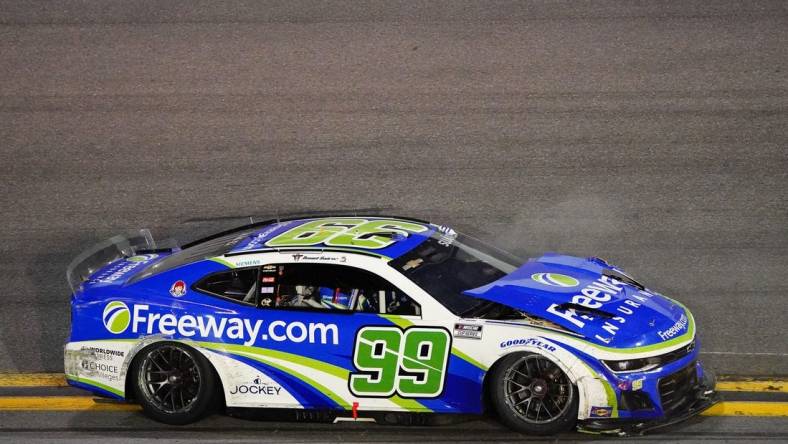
[64,340,132,400]
[578,369,718,435]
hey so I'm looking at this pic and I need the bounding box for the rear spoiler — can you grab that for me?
[65,229,177,293]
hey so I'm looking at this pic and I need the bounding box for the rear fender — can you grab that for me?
[121,337,229,402]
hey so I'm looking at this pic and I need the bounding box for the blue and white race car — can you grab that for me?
[64,216,716,435]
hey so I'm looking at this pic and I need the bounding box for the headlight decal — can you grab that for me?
[603,341,695,373]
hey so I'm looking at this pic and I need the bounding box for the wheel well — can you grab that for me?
[124,367,136,402]
[481,353,510,414]
[482,351,579,414]
[123,340,225,406]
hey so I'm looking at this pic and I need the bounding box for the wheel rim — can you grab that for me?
[138,345,202,414]
[503,354,573,424]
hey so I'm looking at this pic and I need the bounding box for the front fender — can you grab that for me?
[487,337,617,420]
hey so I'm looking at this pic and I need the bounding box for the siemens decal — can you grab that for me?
[104,302,338,346]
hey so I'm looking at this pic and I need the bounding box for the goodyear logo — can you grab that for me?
[531,272,579,288]
[102,301,131,334]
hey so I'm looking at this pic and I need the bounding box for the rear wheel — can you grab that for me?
[490,353,578,435]
[132,342,218,425]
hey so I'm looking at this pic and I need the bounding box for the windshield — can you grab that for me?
[389,229,523,315]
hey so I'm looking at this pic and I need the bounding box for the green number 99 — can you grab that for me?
[350,326,451,398]
[397,329,451,397]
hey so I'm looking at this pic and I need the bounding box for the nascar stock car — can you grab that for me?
[64,215,716,435]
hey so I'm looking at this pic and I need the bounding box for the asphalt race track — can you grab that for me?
[0,410,785,444]
[0,1,786,442]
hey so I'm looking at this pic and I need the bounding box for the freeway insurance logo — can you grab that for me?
[103,301,131,334]
[531,273,580,288]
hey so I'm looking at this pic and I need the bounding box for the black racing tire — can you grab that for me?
[131,342,219,425]
[489,352,579,435]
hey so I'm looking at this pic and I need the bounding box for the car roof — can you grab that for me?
[220,215,438,260]
[125,215,441,286]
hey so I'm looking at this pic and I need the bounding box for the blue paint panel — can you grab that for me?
[72,288,361,373]
[81,253,169,291]
[420,356,486,413]
[464,253,690,349]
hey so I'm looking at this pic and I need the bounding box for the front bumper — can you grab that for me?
[578,368,718,435]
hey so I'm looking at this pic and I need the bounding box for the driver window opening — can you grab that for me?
[256,263,421,316]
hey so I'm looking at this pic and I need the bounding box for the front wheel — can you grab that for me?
[490,353,578,435]
[132,342,218,425]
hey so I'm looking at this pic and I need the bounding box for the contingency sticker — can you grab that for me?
[589,406,613,418]
[453,323,483,340]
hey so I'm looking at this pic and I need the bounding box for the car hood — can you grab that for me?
[463,253,693,349]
